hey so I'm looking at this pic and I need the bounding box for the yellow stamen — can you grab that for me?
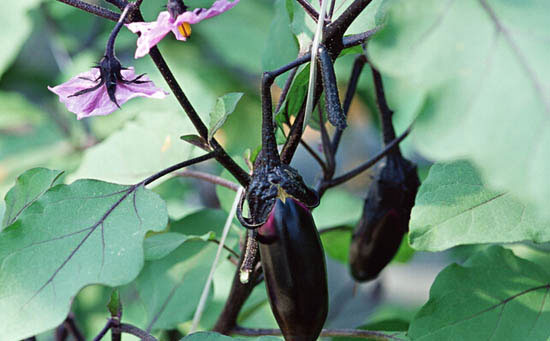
[178,22,192,38]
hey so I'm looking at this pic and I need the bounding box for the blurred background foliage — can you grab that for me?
[0,0,440,339]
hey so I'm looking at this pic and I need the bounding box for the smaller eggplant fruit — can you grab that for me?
[258,197,328,341]
[349,153,420,282]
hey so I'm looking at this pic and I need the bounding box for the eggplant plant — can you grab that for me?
[1,0,549,341]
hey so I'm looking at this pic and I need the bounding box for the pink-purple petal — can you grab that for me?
[127,11,174,58]
[48,67,167,120]
[127,0,239,58]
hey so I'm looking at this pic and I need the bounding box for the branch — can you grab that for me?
[232,326,402,340]
[93,320,112,341]
[300,139,327,172]
[320,124,412,192]
[332,54,366,153]
[371,67,397,145]
[176,169,240,192]
[142,152,217,186]
[295,0,319,23]
[326,0,374,43]
[209,239,240,259]
[55,0,120,22]
[120,323,157,341]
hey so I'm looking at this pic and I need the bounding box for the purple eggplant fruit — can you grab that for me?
[349,152,420,282]
[258,197,328,341]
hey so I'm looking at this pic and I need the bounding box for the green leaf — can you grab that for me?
[121,238,216,332]
[368,0,550,219]
[0,180,167,339]
[313,189,362,229]
[68,110,199,185]
[409,246,550,340]
[208,92,244,141]
[262,0,299,88]
[2,168,63,228]
[120,210,240,331]
[409,161,550,252]
[143,231,215,261]
[0,1,41,79]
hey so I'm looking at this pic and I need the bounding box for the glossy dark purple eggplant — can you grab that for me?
[258,198,328,341]
[349,153,420,282]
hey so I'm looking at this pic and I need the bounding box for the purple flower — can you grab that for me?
[48,57,167,119]
[127,0,240,58]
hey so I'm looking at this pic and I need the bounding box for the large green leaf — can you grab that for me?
[0,180,167,339]
[409,246,550,340]
[410,161,550,252]
[121,239,216,332]
[368,0,550,218]
[0,1,41,79]
[120,209,241,331]
[67,110,199,185]
[2,168,63,228]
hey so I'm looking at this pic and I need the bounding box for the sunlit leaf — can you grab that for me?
[2,168,63,228]
[409,246,550,340]
[368,0,550,219]
[410,161,550,252]
[68,110,199,185]
[0,179,167,339]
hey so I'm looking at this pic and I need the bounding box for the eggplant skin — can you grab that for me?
[259,198,328,341]
[349,154,420,282]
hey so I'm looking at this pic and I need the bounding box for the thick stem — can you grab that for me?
[212,233,260,334]
[111,318,121,341]
[325,0,373,45]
